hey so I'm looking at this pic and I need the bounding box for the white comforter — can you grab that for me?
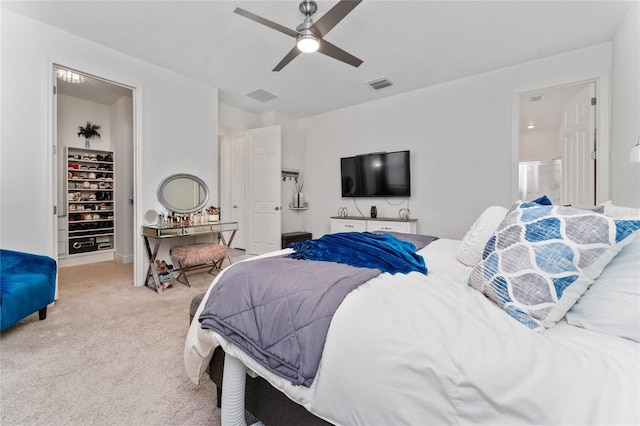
[185,239,640,425]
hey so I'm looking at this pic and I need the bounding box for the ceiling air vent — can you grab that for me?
[244,88,278,102]
[529,95,542,102]
[366,77,393,91]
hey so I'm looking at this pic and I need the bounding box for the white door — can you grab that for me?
[561,83,596,206]
[246,125,282,255]
[230,133,247,250]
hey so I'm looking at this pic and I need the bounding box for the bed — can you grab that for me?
[185,200,640,425]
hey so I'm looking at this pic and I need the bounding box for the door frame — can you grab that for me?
[47,60,142,285]
[512,77,610,205]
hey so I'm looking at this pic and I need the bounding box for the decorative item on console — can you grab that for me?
[338,207,348,217]
[370,205,377,218]
[206,206,220,222]
[293,175,305,208]
[399,208,411,220]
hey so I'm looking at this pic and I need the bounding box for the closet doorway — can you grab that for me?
[53,65,135,268]
[517,80,597,206]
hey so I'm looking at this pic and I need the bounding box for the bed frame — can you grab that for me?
[209,346,332,426]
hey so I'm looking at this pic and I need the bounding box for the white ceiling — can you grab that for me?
[3,1,633,119]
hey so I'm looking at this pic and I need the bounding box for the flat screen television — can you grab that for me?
[341,150,411,197]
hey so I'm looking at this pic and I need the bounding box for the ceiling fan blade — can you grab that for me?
[234,7,298,38]
[310,0,362,37]
[317,39,363,68]
[273,47,302,72]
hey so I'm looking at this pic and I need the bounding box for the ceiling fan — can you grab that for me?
[234,0,363,72]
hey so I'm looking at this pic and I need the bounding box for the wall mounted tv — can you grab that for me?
[341,150,411,197]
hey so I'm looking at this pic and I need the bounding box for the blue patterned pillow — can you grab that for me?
[468,201,640,331]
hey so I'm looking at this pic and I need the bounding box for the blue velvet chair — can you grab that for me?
[1,249,57,332]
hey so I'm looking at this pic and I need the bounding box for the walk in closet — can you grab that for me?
[55,67,134,267]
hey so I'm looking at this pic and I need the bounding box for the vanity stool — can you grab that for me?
[170,243,228,287]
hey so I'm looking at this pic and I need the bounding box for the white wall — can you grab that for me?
[611,1,640,207]
[1,10,219,286]
[58,95,112,150]
[219,102,262,130]
[519,127,561,162]
[300,43,613,240]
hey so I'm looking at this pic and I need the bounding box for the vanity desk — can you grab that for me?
[142,221,238,293]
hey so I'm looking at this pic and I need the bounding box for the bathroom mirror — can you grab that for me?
[157,173,209,214]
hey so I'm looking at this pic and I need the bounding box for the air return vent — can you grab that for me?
[366,77,393,90]
[244,88,278,102]
[529,95,542,102]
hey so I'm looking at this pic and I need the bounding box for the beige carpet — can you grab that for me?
[1,260,224,425]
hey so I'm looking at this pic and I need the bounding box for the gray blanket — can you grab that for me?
[199,256,380,386]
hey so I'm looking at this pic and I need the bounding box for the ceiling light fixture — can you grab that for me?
[295,1,319,53]
[297,33,320,53]
[56,68,85,84]
[527,123,536,129]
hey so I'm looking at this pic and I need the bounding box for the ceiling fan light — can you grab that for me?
[297,35,319,53]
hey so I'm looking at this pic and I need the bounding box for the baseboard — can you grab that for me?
[59,251,115,268]
[115,253,134,264]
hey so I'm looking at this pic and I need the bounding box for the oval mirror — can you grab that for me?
[157,173,209,214]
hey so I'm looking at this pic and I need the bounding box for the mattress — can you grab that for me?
[185,239,640,425]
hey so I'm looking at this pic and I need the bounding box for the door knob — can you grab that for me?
[233,205,238,208]
[275,206,280,211]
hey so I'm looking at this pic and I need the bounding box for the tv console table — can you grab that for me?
[330,217,417,234]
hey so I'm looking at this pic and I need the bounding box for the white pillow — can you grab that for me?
[566,234,640,342]
[602,200,640,219]
[456,206,508,266]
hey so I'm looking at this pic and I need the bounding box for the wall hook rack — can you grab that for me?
[281,169,300,182]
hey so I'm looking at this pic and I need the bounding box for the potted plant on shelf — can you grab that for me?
[77,121,101,148]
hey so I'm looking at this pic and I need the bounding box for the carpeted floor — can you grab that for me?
[0,259,226,425]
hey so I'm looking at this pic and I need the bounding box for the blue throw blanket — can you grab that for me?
[288,232,427,275]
